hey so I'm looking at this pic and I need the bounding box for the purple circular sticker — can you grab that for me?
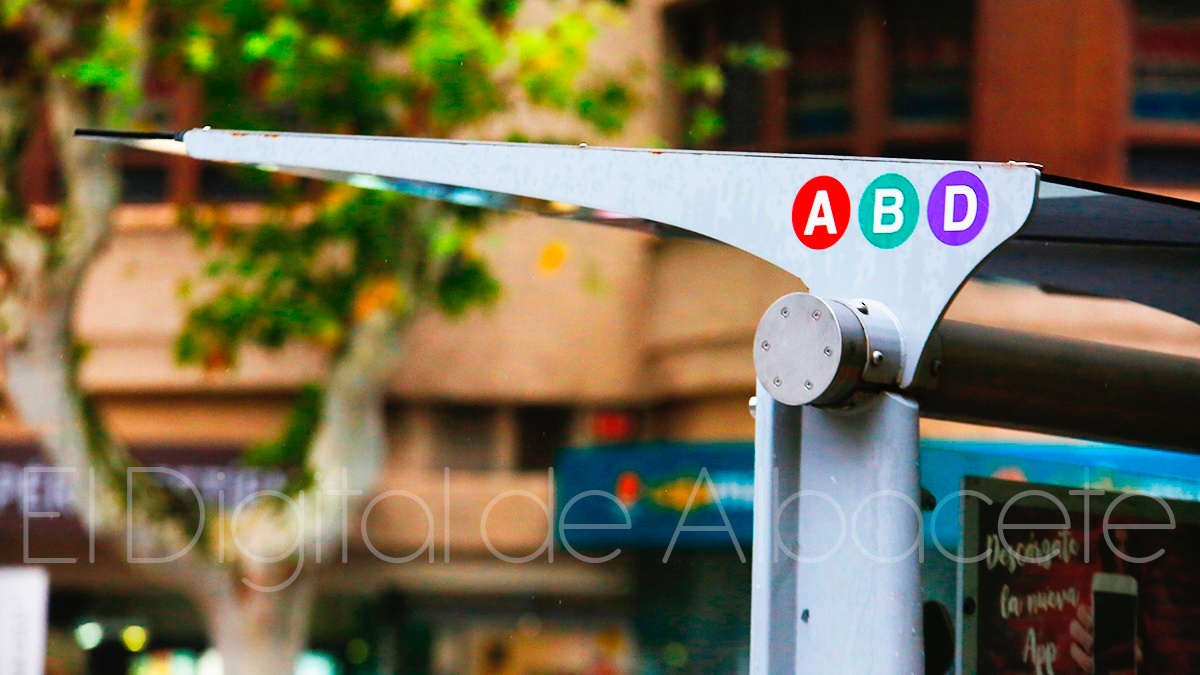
[927,171,989,246]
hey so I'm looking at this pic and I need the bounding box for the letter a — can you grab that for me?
[804,190,838,236]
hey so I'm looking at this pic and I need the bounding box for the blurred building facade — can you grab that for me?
[3,0,1200,673]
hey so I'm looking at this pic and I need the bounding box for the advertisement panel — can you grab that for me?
[961,477,1200,674]
[556,443,753,550]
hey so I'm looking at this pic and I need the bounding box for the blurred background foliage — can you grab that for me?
[1,0,637,478]
[670,41,789,146]
[157,0,636,374]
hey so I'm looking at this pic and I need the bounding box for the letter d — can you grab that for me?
[943,185,978,232]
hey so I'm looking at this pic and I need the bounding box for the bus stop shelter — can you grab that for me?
[80,128,1200,674]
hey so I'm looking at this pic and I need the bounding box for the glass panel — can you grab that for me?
[516,406,573,470]
[716,3,765,147]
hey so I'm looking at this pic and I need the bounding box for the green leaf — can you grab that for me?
[724,42,791,72]
[55,15,145,122]
[163,0,635,369]
[437,255,499,316]
[674,64,725,98]
[2,0,33,26]
[243,383,323,470]
[515,10,597,109]
[687,105,725,145]
[576,81,633,135]
[185,32,217,72]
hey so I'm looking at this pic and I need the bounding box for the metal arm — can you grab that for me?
[77,127,1043,387]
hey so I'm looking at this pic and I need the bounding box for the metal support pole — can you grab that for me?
[750,382,802,674]
[794,394,924,674]
[751,292,922,673]
[750,291,1200,673]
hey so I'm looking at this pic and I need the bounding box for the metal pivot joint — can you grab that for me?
[753,292,903,406]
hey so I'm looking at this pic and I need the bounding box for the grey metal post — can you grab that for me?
[794,396,924,674]
[749,383,802,673]
[752,292,920,674]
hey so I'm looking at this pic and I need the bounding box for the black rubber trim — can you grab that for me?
[74,128,186,141]
[1019,174,1200,247]
[1042,173,1200,213]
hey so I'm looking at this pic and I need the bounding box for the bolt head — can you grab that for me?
[823,346,832,357]
[855,301,869,315]
[761,340,770,351]
[780,307,790,318]
[811,309,822,321]
[871,350,884,365]
[804,380,813,390]
[773,377,782,387]
[748,396,757,419]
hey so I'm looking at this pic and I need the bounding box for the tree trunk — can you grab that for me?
[3,294,131,528]
[200,568,317,675]
[5,11,337,672]
[304,313,402,543]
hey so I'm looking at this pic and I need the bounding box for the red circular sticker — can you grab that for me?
[792,176,851,250]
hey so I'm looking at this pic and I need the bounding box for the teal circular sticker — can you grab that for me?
[858,173,919,249]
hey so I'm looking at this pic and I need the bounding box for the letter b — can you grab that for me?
[873,187,905,234]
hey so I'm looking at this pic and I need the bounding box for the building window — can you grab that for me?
[199,165,275,203]
[1127,0,1200,186]
[431,405,498,471]
[883,0,972,159]
[120,164,170,204]
[667,0,974,159]
[1131,0,1200,125]
[1127,146,1200,186]
[886,0,972,126]
[782,4,856,145]
[515,407,574,470]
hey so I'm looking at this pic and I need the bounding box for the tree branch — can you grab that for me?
[44,76,119,292]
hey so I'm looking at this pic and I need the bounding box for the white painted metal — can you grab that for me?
[794,394,924,674]
[164,130,1039,386]
[0,567,49,675]
[750,382,803,674]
